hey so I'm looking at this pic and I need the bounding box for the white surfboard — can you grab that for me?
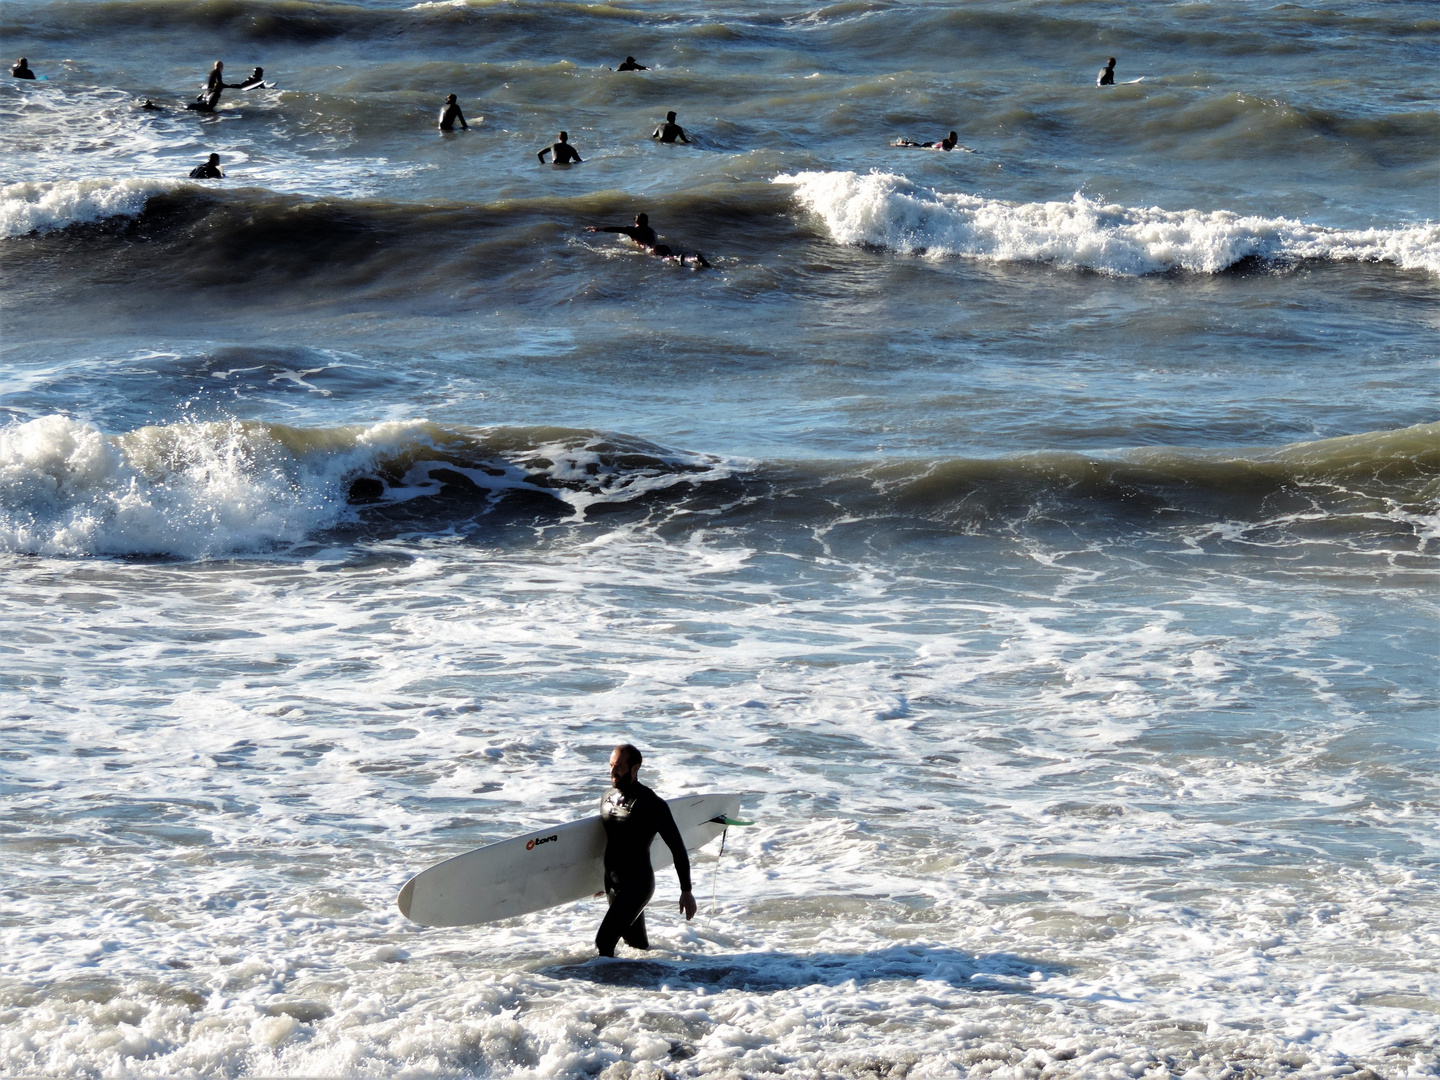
[397,793,741,927]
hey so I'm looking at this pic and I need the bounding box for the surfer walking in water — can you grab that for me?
[596,744,696,956]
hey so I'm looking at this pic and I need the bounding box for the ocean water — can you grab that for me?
[0,0,1437,1076]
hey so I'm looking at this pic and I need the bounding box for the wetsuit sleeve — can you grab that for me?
[653,798,691,893]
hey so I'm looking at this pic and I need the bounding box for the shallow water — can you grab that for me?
[0,0,1437,1077]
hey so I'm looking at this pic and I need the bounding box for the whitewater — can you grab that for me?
[1,0,1436,1077]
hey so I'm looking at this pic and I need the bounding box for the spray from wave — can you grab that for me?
[775,170,1440,275]
[0,178,182,239]
[0,416,734,558]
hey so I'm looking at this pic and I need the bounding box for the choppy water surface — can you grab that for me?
[0,0,1437,1077]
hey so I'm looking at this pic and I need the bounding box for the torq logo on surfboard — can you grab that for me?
[526,834,559,851]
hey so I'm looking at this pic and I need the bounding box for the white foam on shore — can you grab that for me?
[775,170,1440,275]
[1,509,1436,1077]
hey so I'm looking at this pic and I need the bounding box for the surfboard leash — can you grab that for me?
[706,815,755,916]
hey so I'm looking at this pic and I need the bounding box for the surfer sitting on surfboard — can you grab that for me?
[11,57,36,80]
[597,744,696,956]
[1098,57,1116,86]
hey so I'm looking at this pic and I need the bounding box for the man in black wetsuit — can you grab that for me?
[588,214,710,267]
[189,153,223,179]
[617,56,648,71]
[596,744,696,957]
[11,58,36,80]
[189,60,244,112]
[588,212,657,248]
[439,93,468,131]
[894,131,962,151]
[1098,57,1116,86]
[652,110,691,144]
[538,131,582,163]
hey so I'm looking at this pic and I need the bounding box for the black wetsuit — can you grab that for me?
[652,121,689,144]
[540,141,581,164]
[11,64,35,80]
[1098,64,1115,86]
[596,781,690,956]
[617,58,648,71]
[598,222,658,247]
[189,162,223,178]
[439,102,467,130]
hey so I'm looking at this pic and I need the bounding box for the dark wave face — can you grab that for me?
[2,415,1433,558]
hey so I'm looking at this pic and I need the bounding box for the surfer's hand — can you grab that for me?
[679,890,697,920]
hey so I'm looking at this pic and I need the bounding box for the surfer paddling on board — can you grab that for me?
[892,131,968,151]
[588,213,711,267]
[596,744,696,956]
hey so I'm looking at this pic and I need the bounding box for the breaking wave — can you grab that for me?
[2,415,1435,559]
[776,171,1440,275]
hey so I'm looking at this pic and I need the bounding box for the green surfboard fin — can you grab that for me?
[710,815,755,826]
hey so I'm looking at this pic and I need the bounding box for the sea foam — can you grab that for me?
[0,177,181,238]
[775,170,1440,275]
[0,416,736,558]
[0,416,360,557]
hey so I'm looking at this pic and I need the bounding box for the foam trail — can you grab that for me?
[775,170,1440,275]
[0,177,183,238]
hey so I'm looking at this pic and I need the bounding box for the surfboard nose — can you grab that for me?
[397,878,415,919]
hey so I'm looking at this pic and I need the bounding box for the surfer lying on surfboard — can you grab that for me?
[597,744,696,955]
[588,213,711,268]
[892,131,973,152]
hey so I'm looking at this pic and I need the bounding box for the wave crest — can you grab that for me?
[0,178,183,239]
[775,170,1440,275]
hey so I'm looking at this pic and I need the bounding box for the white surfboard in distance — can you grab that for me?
[397,793,741,928]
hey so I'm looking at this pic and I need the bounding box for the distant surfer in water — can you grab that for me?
[188,152,223,179]
[617,56,648,71]
[652,110,691,144]
[538,131,582,163]
[438,93,468,131]
[596,744,696,956]
[11,57,36,80]
[893,131,967,151]
[588,213,710,267]
[1098,57,1116,86]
